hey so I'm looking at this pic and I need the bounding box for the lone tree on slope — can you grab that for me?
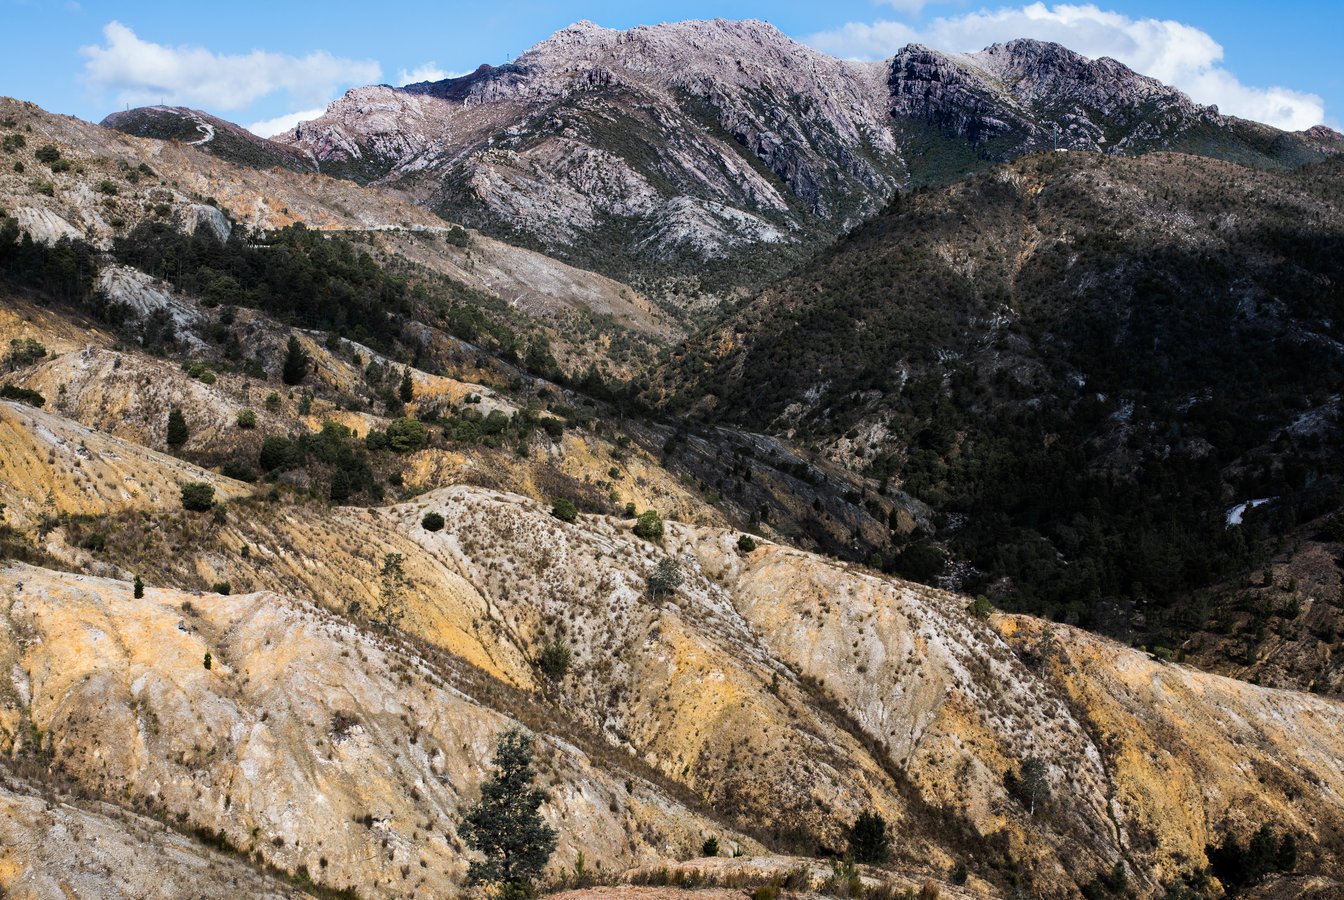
[281,335,310,386]
[166,407,189,447]
[459,728,558,895]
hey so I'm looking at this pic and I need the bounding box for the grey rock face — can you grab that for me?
[281,19,903,277]
[271,21,1338,283]
[887,39,1215,158]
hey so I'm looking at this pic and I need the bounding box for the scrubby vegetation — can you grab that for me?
[257,422,380,503]
[675,153,1344,640]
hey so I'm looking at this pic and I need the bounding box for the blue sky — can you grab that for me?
[2,1,1339,134]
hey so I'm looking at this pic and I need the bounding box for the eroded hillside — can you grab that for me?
[2,380,1343,895]
[2,87,1343,900]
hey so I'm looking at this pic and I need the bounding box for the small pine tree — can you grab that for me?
[399,369,414,403]
[421,511,445,532]
[536,636,571,682]
[281,335,310,385]
[848,810,889,864]
[1276,832,1298,873]
[460,729,558,892]
[166,407,189,447]
[737,534,758,553]
[203,651,212,670]
[374,552,407,630]
[648,557,683,600]
[1016,757,1050,815]
[133,575,144,599]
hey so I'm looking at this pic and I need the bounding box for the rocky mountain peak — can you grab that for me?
[106,18,1336,289]
[969,37,1201,113]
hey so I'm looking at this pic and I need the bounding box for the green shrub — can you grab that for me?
[6,337,47,366]
[236,408,257,429]
[220,459,257,482]
[210,581,230,595]
[968,595,994,620]
[384,417,429,453]
[737,534,758,553]
[481,408,510,436]
[536,637,572,682]
[33,180,53,197]
[1,133,25,153]
[49,158,71,173]
[264,391,281,412]
[701,836,719,857]
[550,498,578,523]
[133,575,144,599]
[624,502,637,518]
[633,509,664,540]
[97,179,118,195]
[180,481,216,512]
[0,384,45,407]
[258,435,299,472]
[34,143,60,164]
[185,361,216,384]
[421,511,445,532]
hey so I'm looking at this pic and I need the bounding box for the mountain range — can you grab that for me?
[102,19,1343,295]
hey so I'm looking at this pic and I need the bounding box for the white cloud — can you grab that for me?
[805,3,1325,130]
[246,107,328,138]
[80,21,381,112]
[396,63,467,86]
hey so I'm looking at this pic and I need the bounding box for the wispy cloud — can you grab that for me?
[805,3,1325,130]
[80,21,380,113]
[246,106,328,138]
[396,63,467,86]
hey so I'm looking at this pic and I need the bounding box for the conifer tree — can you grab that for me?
[460,729,558,894]
[848,810,889,864]
[166,407,189,447]
[281,335,310,385]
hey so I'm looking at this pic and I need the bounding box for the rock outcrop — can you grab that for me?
[256,22,1339,285]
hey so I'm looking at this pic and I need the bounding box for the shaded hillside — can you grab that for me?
[100,105,317,172]
[673,151,1344,638]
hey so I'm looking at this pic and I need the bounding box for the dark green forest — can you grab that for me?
[672,153,1344,636]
